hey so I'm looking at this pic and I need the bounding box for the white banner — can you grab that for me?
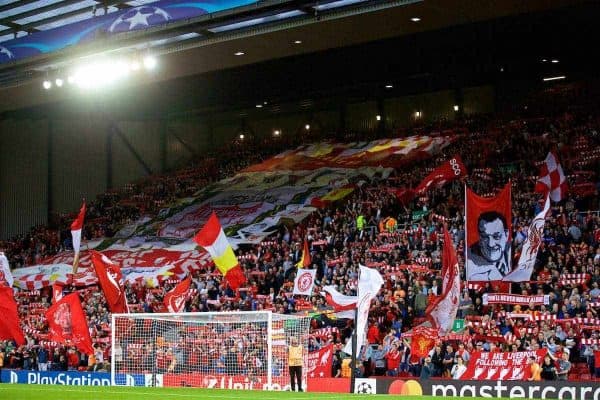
[293,269,316,296]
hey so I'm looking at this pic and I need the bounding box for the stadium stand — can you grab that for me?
[1,83,599,384]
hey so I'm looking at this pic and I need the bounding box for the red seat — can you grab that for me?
[580,374,591,380]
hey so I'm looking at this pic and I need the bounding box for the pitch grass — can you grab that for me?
[0,384,517,400]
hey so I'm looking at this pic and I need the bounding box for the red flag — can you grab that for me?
[0,286,25,345]
[52,283,64,304]
[466,182,512,281]
[90,250,129,314]
[297,238,312,268]
[46,293,94,355]
[535,152,567,202]
[410,326,438,359]
[415,156,467,194]
[425,226,461,334]
[164,277,192,313]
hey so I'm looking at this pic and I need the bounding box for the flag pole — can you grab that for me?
[464,183,468,290]
[349,305,358,394]
[349,266,361,394]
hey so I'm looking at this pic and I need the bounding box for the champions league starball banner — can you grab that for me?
[0,0,257,64]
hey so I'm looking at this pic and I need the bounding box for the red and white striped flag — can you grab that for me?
[535,152,568,202]
[70,201,86,274]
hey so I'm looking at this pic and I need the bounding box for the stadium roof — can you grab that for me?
[0,0,594,115]
[0,1,136,43]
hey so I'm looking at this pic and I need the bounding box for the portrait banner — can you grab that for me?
[466,183,512,281]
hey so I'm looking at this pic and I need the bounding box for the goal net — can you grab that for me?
[111,311,311,391]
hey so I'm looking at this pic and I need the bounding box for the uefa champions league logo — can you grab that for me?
[109,6,171,33]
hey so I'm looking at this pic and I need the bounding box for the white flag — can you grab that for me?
[343,265,383,355]
[503,195,551,282]
[293,269,317,296]
[0,252,14,288]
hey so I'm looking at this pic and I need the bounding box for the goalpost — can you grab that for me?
[111,311,311,391]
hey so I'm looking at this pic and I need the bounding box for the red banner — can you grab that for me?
[461,349,547,380]
[308,343,333,378]
[466,183,512,281]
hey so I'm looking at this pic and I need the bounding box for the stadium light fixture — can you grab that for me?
[294,40,302,44]
[541,59,548,62]
[411,17,421,22]
[235,51,245,56]
[376,115,381,121]
[143,56,157,70]
[274,130,281,136]
[239,134,245,139]
[415,111,422,118]
[256,104,263,108]
[454,105,459,111]
[385,84,393,89]
[551,59,559,63]
[305,124,310,130]
[42,80,52,90]
[55,78,64,87]
[543,75,566,81]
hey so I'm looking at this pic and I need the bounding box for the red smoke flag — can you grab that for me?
[90,250,129,314]
[410,326,438,359]
[46,293,94,355]
[52,283,64,304]
[465,182,512,281]
[424,226,461,334]
[193,212,246,289]
[0,286,25,345]
[164,276,192,313]
[535,152,568,202]
[415,155,468,193]
[70,201,86,274]
[296,238,312,269]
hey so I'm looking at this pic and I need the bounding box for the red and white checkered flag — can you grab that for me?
[535,152,567,202]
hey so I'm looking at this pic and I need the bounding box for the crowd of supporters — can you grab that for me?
[1,85,599,382]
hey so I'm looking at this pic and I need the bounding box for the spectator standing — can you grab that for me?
[528,356,542,381]
[37,347,48,371]
[420,356,434,379]
[556,352,571,380]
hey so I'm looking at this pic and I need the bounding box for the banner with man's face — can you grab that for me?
[466,183,512,281]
